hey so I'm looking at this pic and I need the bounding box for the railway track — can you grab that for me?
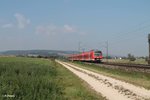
[82,61,150,73]
[101,62,150,69]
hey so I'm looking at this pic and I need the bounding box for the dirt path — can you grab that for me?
[56,60,150,100]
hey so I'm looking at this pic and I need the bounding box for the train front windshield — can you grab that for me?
[94,51,102,56]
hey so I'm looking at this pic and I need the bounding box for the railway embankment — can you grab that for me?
[70,61,150,90]
[98,62,150,73]
[57,60,150,100]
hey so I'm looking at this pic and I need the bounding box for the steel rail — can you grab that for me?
[101,62,150,69]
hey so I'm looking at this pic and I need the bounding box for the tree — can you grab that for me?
[127,53,136,61]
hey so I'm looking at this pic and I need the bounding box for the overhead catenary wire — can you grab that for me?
[107,18,150,40]
[77,19,150,57]
[109,24,150,45]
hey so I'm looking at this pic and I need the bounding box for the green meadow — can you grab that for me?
[0,57,104,100]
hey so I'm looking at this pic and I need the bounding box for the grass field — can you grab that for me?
[0,57,104,100]
[71,61,150,90]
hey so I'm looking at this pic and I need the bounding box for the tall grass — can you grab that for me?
[0,57,65,100]
[0,57,104,100]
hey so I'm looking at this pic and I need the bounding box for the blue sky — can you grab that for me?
[0,0,150,56]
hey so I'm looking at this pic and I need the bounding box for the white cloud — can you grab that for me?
[14,13,30,29]
[0,13,30,30]
[36,24,58,35]
[79,31,87,35]
[36,24,77,35]
[36,24,87,35]
[2,23,13,28]
[63,24,76,33]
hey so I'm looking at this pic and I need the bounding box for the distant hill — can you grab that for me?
[0,50,122,58]
[0,50,78,57]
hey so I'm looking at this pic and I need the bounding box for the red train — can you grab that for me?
[68,50,103,62]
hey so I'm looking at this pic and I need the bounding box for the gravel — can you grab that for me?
[57,60,150,100]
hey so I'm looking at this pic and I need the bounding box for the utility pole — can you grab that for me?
[106,41,108,63]
[99,41,109,62]
[78,42,81,53]
[148,34,150,64]
[82,48,85,53]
